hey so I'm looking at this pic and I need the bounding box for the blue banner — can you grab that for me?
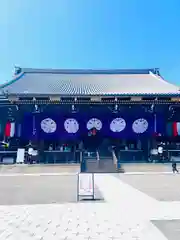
[20,111,160,140]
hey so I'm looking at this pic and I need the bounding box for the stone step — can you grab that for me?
[121,163,173,172]
[86,158,117,173]
[0,164,81,173]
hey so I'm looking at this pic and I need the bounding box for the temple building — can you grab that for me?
[0,67,180,168]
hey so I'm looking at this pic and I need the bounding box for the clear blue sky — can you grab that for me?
[1,0,180,84]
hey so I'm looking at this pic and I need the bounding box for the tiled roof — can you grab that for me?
[0,68,179,96]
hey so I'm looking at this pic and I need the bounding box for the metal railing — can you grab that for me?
[112,150,118,169]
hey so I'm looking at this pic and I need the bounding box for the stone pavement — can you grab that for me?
[0,163,175,175]
[0,173,180,239]
[118,174,180,201]
[0,175,103,205]
[0,164,80,174]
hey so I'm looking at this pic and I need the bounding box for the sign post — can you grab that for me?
[16,148,25,164]
[77,173,95,201]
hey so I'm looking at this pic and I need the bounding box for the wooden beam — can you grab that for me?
[50,96,61,101]
[131,96,142,101]
[91,96,101,102]
[171,97,180,102]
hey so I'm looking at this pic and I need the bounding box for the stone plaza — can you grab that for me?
[0,165,180,239]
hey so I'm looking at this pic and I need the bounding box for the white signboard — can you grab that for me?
[16,148,25,164]
[78,173,94,197]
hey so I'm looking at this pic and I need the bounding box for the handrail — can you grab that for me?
[112,150,118,167]
[96,150,100,162]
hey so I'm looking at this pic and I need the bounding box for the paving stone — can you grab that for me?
[1,173,180,239]
[118,174,180,201]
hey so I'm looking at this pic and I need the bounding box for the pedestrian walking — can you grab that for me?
[172,162,179,173]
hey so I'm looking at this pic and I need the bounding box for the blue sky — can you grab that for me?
[1,0,180,84]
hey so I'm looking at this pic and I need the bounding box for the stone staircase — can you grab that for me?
[85,157,117,173]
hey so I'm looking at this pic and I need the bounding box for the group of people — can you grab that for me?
[150,143,166,161]
[150,142,179,173]
[158,143,179,173]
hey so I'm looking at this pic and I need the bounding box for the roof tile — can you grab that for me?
[1,69,179,96]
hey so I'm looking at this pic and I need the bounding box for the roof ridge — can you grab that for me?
[19,68,159,75]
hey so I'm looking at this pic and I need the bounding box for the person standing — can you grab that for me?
[158,143,163,161]
[48,144,53,151]
[150,148,158,162]
[27,141,33,164]
[172,162,179,173]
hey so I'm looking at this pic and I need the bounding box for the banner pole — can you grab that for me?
[77,173,79,202]
[154,113,157,133]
